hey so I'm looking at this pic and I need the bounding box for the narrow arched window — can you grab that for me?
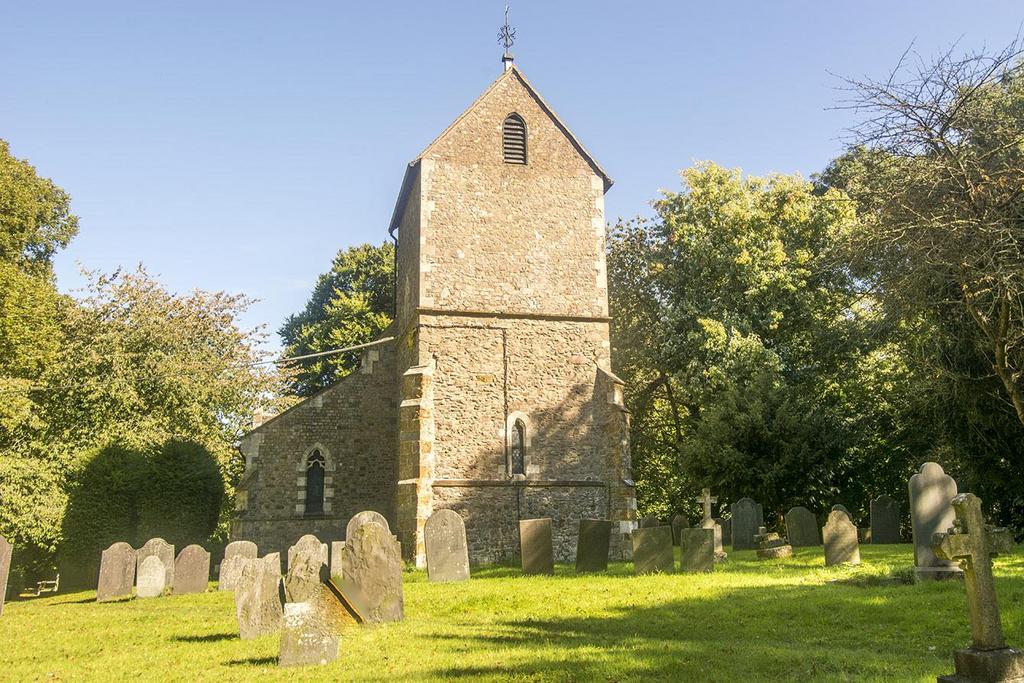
[510,419,526,475]
[305,449,325,516]
[502,113,527,164]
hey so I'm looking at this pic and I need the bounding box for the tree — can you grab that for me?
[279,242,394,396]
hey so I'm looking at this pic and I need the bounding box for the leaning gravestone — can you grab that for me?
[97,541,136,603]
[219,540,258,591]
[285,535,328,603]
[909,462,962,581]
[288,536,327,573]
[236,553,284,640]
[136,555,167,598]
[174,545,211,595]
[785,506,820,547]
[823,510,861,566]
[632,526,674,575]
[0,535,12,615]
[346,510,390,540]
[731,498,764,550]
[671,515,689,545]
[137,538,174,591]
[679,527,714,573]
[870,494,900,545]
[575,519,611,573]
[341,521,404,623]
[519,518,554,575]
[424,509,470,583]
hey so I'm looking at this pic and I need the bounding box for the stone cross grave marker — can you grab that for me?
[97,541,136,603]
[671,514,689,546]
[519,518,554,575]
[785,506,820,547]
[425,509,470,583]
[870,495,901,545]
[632,526,674,575]
[731,498,764,550]
[679,527,714,573]
[136,555,166,598]
[174,545,211,595]
[0,535,11,616]
[699,489,724,556]
[236,553,284,640]
[575,519,611,573]
[219,540,257,591]
[137,538,174,591]
[341,521,404,623]
[934,493,1024,683]
[823,510,861,566]
[910,462,963,580]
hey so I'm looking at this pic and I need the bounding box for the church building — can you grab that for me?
[233,55,636,566]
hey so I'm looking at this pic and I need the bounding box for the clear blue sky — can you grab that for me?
[3,2,1021,349]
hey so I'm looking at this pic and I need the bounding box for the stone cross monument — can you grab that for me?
[933,492,1024,683]
[700,488,717,526]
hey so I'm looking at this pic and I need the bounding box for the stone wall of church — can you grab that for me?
[232,342,398,561]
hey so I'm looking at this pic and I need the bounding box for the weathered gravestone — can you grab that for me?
[754,526,793,560]
[330,541,345,579]
[341,521,404,623]
[424,509,470,582]
[632,526,674,575]
[137,538,174,591]
[97,541,136,603]
[870,494,901,545]
[731,498,764,550]
[679,527,715,573]
[717,517,732,549]
[933,493,1024,683]
[136,555,167,598]
[0,535,12,615]
[823,510,861,566]
[288,536,327,573]
[174,545,211,595]
[785,506,820,547]
[671,515,689,545]
[345,510,390,540]
[519,518,554,576]
[832,504,854,524]
[639,517,661,529]
[697,489,726,560]
[219,540,257,591]
[278,576,363,669]
[910,462,963,581]
[236,553,284,640]
[285,535,328,603]
[575,519,611,573]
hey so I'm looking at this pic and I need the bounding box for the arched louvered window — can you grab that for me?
[305,449,325,516]
[510,419,526,475]
[502,113,527,164]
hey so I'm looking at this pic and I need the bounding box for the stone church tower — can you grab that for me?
[234,61,636,566]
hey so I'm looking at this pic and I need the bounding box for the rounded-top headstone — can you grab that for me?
[342,521,404,623]
[785,506,820,547]
[97,541,136,603]
[424,509,470,583]
[730,498,764,550]
[346,511,390,541]
[285,534,327,603]
[671,514,689,545]
[136,555,167,598]
[174,544,211,595]
[823,509,861,567]
[831,504,853,523]
[224,540,258,561]
[137,538,174,590]
[219,540,259,591]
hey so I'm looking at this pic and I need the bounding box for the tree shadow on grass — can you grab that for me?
[172,632,236,643]
[226,656,276,667]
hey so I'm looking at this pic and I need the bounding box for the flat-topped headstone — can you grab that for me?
[287,535,327,573]
[731,498,764,550]
[870,495,900,545]
[236,553,283,640]
[279,601,339,667]
[341,521,404,623]
[671,515,689,545]
[575,519,611,573]
[425,509,470,583]
[632,526,674,575]
[97,541,136,603]
[679,527,715,573]
[285,535,328,603]
[519,518,554,575]
[639,517,662,529]
[173,545,210,595]
[823,510,861,566]
[136,555,166,598]
[909,462,962,581]
[219,540,258,591]
[0,535,12,615]
[137,538,174,590]
[345,510,390,540]
[785,507,820,547]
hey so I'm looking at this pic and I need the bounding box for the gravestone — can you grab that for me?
[639,517,661,529]
[341,521,404,623]
[519,518,554,575]
[345,510,390,540]
[754,526,793,560]
[823,510,861,566]
[671,515,689,545]
[933,493,1024,683]
[0,535,12,615]
[285,535,328,603]
[219,540,257,591]
[173,545,211,595]
[731,498,764,550]
[236,553,284,640]
[785,506,820,547]
[575,519,611,573]
[870,495,900,545]
[330,541,345,579]
[909,462,963,581]
[632,526,674,575]
[136,555,166,598]
[718,517,732,548]
[679,527,714,573]
[287,536,327,573]
[831,504,854,523]
[137,538,174,591]
[279,601,339,667]
[698,489,726,560]
[97,541,136,603]
[424,509,470,583]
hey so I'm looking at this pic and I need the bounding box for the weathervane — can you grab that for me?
[498,5,516,70]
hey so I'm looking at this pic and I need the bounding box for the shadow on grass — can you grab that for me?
[172,632,236,643]
[227,656,277,667]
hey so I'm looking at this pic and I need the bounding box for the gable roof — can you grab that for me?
[388,65,612,237]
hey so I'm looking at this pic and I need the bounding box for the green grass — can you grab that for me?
[3,544,1024,682]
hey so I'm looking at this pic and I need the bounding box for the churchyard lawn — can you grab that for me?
[3,545,1024,682]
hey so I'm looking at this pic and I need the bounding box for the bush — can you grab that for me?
[137,439,223,549]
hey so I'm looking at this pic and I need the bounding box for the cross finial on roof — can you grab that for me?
[498,5,516,71]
